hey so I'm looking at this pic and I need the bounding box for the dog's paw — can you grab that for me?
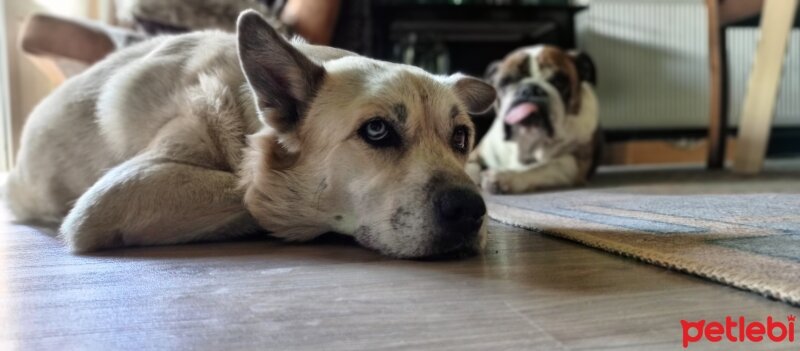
[59,212,123,253]
[480,170,516,194]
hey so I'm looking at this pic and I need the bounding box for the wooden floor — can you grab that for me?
[1,208,798,350]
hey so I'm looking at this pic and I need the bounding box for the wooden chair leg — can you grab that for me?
[733,0,799,174]
[706,0,727,169]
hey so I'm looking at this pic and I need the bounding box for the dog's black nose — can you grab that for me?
[520,84,548,99]
[434,188,486,250]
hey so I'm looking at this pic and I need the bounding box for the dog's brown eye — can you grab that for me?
[358,118,400,148]
[452,127,469,153]
[499,76,515,88]
[551,73,570,94]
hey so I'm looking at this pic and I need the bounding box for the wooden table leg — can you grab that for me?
[733,0,799,174]
[706,0,728,169]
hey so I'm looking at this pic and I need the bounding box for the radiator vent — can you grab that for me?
[577,0,800,130]
[728,28,800,127]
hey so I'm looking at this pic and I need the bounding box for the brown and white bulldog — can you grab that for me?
[469,45,602,194]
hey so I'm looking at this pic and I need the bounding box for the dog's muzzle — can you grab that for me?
[504,83,554,140]
[433,187,486,253]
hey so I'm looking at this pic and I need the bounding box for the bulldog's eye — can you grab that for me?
[452,126,469,153]
[359,118,400,148]
[551,73,570,94]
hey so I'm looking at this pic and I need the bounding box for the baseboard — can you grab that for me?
[604,127,800,158]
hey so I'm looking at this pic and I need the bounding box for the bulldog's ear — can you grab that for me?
[484,60,501,82]
[237,10,325,134]
[449,74,497,115]
[569,51,597,85]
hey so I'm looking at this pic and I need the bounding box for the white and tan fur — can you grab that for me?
[470,45,601,194]
[5,11,496,259]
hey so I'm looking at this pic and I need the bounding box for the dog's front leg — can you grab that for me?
[61,156,260,252]
[481,155,579,194]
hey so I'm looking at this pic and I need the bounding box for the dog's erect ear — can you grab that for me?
[237,10,325,134]
[569,51,597,86]
[449,74,497,115]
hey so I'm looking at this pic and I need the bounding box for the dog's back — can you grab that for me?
[6,31,248,222]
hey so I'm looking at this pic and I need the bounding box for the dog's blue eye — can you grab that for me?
[359,118,400,148]
[366,120,388,140]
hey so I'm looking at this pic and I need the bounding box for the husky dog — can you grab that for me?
[6,11,496,258]
[471,45,601,194]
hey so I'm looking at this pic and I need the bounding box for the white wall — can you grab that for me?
[2,1,55,168]
[1,0,106,168]
[0,3,12,171]
[577,0,800,130]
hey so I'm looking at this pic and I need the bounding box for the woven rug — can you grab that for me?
[487,162,800,305]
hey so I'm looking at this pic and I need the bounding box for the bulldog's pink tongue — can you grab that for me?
[504,103,538,125]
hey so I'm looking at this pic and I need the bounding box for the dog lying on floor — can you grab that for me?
[469,45,602,194]
[5,10,496,259]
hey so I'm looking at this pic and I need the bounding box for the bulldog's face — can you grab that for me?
[237,11,497,258]
[487,45,596,164]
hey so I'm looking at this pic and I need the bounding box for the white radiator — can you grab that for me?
[728,28,800,127]
[577,0,800,130]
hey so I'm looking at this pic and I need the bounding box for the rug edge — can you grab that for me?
[488,202,800,307]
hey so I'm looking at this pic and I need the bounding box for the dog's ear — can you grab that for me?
[569,51,597,86]
[449,74,497,115]
[484,60,501,83]
[237,10,325,134]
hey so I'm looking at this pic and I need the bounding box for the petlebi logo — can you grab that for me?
[681,315,796,348]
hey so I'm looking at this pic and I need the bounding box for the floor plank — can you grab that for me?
[1,208,798,350]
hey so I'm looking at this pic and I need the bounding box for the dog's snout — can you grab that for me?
[434,188,486,250]
[436,188,486,223]
[520,84,548,99]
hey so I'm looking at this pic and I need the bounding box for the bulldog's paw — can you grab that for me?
[480,170,518,194]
